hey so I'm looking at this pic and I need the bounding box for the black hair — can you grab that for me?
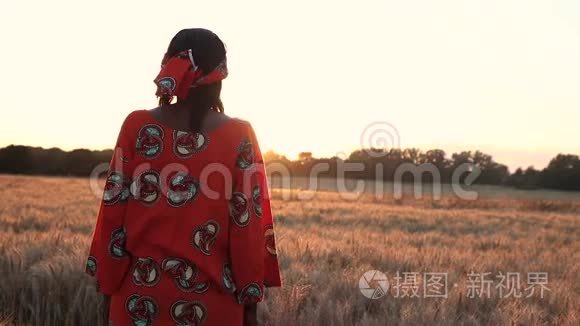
[163,28,226,131]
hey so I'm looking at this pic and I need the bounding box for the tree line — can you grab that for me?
[0,145,579,191]
[265,149,580,191]
[0,145,113,176]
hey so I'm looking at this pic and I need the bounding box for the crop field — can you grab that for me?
[0,175,578,325]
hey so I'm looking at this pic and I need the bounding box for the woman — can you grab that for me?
[85,28,281,325]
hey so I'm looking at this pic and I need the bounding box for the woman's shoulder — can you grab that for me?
[114,109,147,131]
[219,110,255,128]
[205,111,252,134]
[118,109,166,135]
[222,116,258,142]
[226,116,252,129]
[122,109,150,125]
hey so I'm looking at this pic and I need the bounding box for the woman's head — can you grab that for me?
[159,28,227,130]
[165,28,226,75]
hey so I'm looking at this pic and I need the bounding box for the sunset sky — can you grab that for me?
[1,0,579,171]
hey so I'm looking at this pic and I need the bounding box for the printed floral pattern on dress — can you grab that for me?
[103,172,130,205]
[109,227,128,259]
[167,172,200,207]
[132,257,161,287]
[130,170,161,205]
[136,124,164,159]
[192,220,219,256]
[173,130,208,158]
[222,263,236,293]
[236,139,254,169]
[252,185,263,217]
[85,256,97,276]
[170,300,207,326]
[236,282,264,305]
[125,294,159,326]
[162,258,209,293]
[229,192,250,227]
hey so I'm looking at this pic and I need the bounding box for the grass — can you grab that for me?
[0,175,578,325]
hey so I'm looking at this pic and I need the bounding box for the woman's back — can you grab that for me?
[87,109,281,325]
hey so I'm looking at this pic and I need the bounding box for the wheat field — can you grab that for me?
[0,175,578,326]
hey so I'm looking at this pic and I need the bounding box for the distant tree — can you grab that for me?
[0,145,34,174]
[448,150,509,185]
[348,149,368,161]
[423,149,448,167]
[539,154,580,190]
[298,152,313,162]
[402,148,422,165]
[263,150,289,163]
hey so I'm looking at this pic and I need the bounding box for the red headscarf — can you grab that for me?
[154,49,228,104]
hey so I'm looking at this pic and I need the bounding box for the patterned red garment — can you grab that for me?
[86,110,281,325]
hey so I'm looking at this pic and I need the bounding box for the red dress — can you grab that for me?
[86,110,281,325]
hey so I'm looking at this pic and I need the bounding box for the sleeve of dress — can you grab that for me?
[85,114,133,295]
[229,122,282,305]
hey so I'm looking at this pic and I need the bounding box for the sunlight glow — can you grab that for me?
[1,0,579,171]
